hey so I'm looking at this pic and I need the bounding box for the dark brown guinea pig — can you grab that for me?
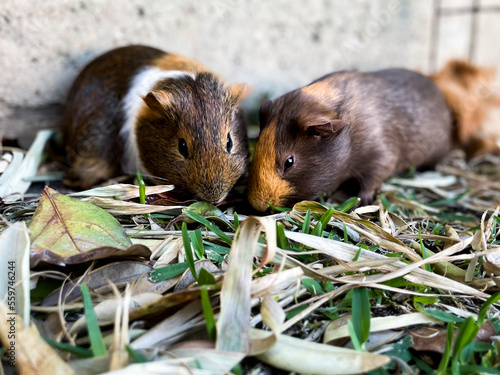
[62,45,248,203]
[247,69,453,211]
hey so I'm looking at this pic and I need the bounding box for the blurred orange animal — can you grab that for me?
[431,60,500,158]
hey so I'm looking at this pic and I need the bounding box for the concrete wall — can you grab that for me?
[1,0,500,147]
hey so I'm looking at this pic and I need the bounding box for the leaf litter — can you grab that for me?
[1,133,500,374]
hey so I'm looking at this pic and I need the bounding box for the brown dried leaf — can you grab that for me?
[0,302,76,375]
[29,187,150,266]
[41,261,153,306]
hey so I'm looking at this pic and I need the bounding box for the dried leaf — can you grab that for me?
[324,312,440,344]
[69,292,162,335]
[410,326,451,353]
[29,187,150,266]
[131,299,203,349]
[69,184,174,200]
[42,261,153,306]
[129,285,220,321]
[0,301,76,374]
[0,222,30,323]
[216,217,260,353]
[82,196,184,215]
[0,130,53,202]
[251,328,391,374]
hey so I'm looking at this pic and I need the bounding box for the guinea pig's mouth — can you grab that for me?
[194,185,229,205]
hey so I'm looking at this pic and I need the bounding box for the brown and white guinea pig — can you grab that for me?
[61,45,249,203]
[247,69,453,211]
[430,60,500,158]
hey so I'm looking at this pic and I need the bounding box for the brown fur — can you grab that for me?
[62,45,248,202]
[247,122,294,211]
[248,69,453,211]
[430,60,500,158]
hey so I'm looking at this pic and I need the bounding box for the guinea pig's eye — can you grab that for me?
[178,138,189,158]
[284,155,294,172]
[226,133,233,153]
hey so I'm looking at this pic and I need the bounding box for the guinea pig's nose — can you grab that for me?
[196,181,226,204]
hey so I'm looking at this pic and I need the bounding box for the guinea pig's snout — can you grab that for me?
[196,180,227,204]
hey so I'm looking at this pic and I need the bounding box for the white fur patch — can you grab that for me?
[120,68,193,173]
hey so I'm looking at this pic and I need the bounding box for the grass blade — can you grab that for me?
[185,211,233,245]
[352,287,371,346]
[477,291,500,326]
[182,222,198,282]
[125,344,149,363]
[302,209,311,234]
[44,337,93,358]
[81,282,107,357]
[276,222,288,249]
[201,286,216,341]
[150,262,189,282]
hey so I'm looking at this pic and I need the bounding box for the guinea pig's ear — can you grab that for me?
[259,99,273,131]
[142,90,174,112]
[300,117,348,136]
[230,83,251,102]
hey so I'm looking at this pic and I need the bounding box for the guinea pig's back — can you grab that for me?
[62,45,166,138]
[361,69,453,170]
[61,46,169,181]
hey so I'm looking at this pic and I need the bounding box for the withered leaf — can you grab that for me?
[29,187,150,267]
[41,261,153,306]
[410,326,452,353]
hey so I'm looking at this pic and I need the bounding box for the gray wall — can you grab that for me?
[1,0,499,146]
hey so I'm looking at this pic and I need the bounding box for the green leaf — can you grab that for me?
[285,305,309,320]
[435,213,477,224]
[198,267,216,286]
[347,319,362,351]
[184,211,233,246]
[437,322,454,374]
[337,197,360,212]
[477,291,500,326]
[150,262,189,282]
[302,209,311,234]
[189,228,205,259]
[267,202,290,212]
[452,317,479,363]
[459,365,500,374]
[343,223,349,244]
[233,212,240,231]
[201,286,216,341]
[424,308,464,323]
[413,296,439,306]
[136,170,146,205]
[312,221,323,237]
[319,208,334,228]
[81,283,107,357]
[302,279,324,295]
[276,222,288,249]
[44,337,93,358]
[352,287,371,345]
[182,222,198,282]
[125,344,149,363]
[419,228,432,272]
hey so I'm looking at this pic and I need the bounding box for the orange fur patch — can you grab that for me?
[153,53,211,74]
[301,77,341,108]
[431,60,500,157]
[248,123,295,211]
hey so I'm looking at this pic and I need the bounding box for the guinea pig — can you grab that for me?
[247,68,453,211]
[61,45,249,203]
[430,60,500,158]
